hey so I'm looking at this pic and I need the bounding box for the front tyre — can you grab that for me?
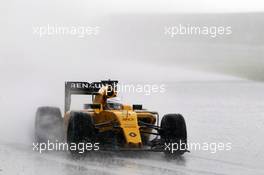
[160,114,187,156]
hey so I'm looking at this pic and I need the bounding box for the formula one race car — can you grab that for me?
[35,80,188,156]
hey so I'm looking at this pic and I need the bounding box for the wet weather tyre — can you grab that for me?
[35,106,63,143]
[67,112,96,154]
[161,114,187,156]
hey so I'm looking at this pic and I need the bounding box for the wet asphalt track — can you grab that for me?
[1,81,264,175]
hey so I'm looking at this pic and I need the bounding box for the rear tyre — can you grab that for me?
[67,112,96,155]
[160,114,187,156]
[35,106,63,143]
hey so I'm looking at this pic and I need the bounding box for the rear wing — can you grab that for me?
[65,80,118,112]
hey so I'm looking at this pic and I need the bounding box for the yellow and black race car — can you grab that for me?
[35,80,188,156]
